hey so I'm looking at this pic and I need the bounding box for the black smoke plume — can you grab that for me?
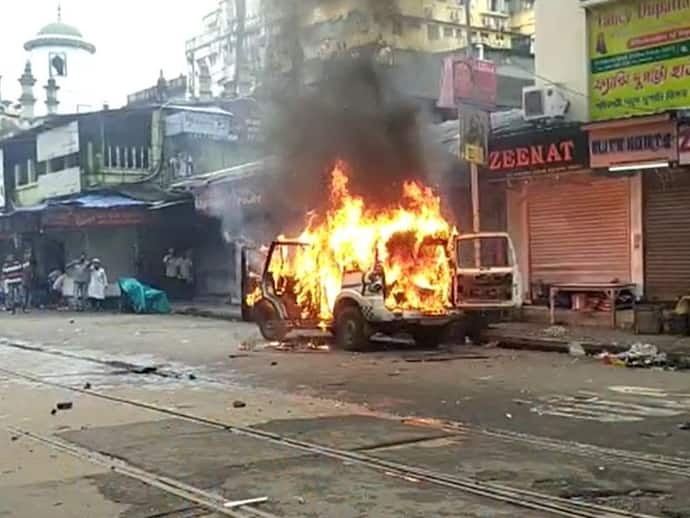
[265,57,431,217]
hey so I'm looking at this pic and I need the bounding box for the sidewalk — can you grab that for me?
[486,321,690,365]
[171,301,242,321]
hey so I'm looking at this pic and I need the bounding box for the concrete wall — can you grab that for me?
[534,0,589,121]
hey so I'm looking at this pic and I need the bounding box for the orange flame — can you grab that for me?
[269,161,456,321]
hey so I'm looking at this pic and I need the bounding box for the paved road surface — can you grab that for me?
[1,312,689,517]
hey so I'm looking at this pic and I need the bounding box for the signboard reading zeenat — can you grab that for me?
[589,0,690,121]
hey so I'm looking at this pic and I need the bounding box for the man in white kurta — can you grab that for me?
[88,259,108,311]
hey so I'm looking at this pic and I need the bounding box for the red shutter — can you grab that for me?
[529,176,631,285]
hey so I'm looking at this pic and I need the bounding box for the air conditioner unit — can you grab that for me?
[522,86,569,121]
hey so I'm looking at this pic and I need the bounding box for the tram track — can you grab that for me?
[0,363,663,518]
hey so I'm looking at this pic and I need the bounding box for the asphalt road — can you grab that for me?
[1,312,689,517]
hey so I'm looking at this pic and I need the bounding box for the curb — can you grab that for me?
[172,307,243,322]
[484,331,690,367]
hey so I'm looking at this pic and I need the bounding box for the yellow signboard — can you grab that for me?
[588,0,690,121]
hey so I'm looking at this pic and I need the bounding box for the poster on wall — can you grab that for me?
[459,103,489,165]
[37,121,79,162]
[588,0,690,121]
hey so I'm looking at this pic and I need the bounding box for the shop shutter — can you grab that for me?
[644,170,690,302]
[529,176,631,285]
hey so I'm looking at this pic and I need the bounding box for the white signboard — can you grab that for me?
[38,167,81,198]
[0,148,5,209]
[37,121,79,162]
[165,112,238,141]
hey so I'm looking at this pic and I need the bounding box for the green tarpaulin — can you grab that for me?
[118,278,171,314]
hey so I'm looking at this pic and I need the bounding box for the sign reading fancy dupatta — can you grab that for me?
[488,126,590,176]
[588,0,690,120]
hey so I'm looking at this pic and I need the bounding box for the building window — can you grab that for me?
[443,26,454,38]
[37,161,47,177]
[15,163,29,187]
[65,153,80,169]
[427,23,440,41]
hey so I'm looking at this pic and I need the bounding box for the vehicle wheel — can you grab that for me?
[335,306,371,351]
[254,302,287,342]
[241,303,254,322]
[412,327,446,348]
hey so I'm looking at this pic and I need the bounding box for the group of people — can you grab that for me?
[1,251,108,314]
[163,248,194,300]
[63,253,109,311]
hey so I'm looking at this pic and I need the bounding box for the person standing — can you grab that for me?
[2,254,24,314]
[67,253,90,311]
[21,251,35,312]
[178,250,194,300]
[88,259,108,311]
[163,248,179,299]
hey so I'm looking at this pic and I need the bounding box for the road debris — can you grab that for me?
[56,402,73,411]
[270,361,278,366]
[543,325,567,338]
[505,413,513,419]
[568,342,586,357]
[597,343,668,369]
[233,400,247,408]
[223,496,268,509]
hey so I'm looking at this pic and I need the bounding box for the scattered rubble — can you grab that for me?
[543,325,567,338]
[568,342,586,357]
[597,343,668,369]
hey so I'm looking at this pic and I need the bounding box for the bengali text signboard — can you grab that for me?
[589,0,690,121]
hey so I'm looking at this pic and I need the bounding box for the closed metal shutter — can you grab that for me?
[644,170,690,301]
[529,176,631,285]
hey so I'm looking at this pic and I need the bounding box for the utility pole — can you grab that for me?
[463,0,480,238]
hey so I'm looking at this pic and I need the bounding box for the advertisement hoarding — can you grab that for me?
[588,0,690,120]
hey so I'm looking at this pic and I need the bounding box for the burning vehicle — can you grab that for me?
[247,162,522,350]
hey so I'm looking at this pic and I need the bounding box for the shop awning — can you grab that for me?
[52,194,149,209]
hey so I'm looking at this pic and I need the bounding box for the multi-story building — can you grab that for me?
[185,0,536,102]
[501,0,690,323]
[185,0,266,99]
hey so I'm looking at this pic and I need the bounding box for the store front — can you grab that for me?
[493,123,639,302]
[586,113,679,302]
[643,120,690,302]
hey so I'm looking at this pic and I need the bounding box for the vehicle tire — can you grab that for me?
[412,327,446,348]
[335,306,371,351]
[254,301,287,342]
[241,303,254,322]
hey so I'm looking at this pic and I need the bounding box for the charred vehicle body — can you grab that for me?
[249,232,522,350]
